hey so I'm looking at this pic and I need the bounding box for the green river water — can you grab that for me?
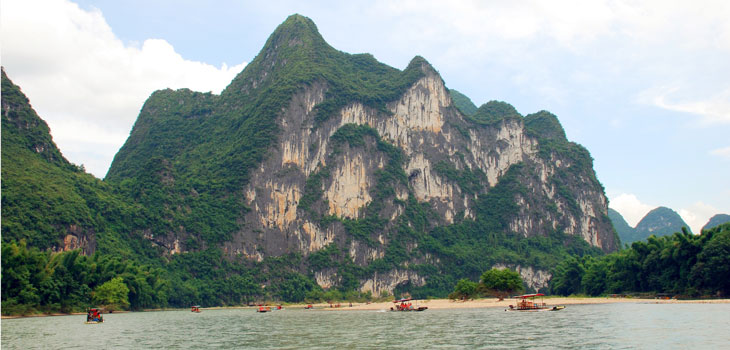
[3,303,729,349]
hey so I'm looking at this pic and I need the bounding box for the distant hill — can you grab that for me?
[703,214,730,232]
[609,206,693,246]
[634,206,691,242]
[608,208,634,247]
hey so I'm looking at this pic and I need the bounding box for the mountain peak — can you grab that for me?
[270,14,326,47]
[635,206,691,236]
[702,214,730,232]
[222,14,334,98]
[524,110,567,141]
[2,68,72,169]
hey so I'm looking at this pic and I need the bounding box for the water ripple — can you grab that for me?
[3,303,730,349]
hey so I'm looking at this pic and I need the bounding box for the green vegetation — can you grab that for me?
[1,240,167,315]
[92,277,130,311]
[448,268,524,300]
[469,100,522,125]
[432,159,486,195]
[480,268,524,300]
[608,208,631,247]
[449,278,480,301]
[449,89,478,116]
[524,110,566,141]
[550,223,730,297]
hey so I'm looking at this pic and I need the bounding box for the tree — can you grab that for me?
[276,272,317,302]
[581,258,608,296]
[480,268,524,300]
[449,278,479,301]
[692,230,730,296]
[550,256,585,296]
[92,277,130,311]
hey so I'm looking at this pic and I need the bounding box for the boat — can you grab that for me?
[256,306,272,313]
[507,293,565,312]
[390,298,428,312]
[191,305,201,313]
[304,304,314,309]
[85,308,104,324]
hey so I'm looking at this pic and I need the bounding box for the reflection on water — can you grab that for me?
[3,303,730,349]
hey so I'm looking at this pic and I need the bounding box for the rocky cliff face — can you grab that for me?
[106,15,618,295]
[222,64,615,293]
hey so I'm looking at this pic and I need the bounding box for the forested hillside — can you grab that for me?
[551,223,730,297]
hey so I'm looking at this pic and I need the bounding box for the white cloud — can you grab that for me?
[679,202,720,234]
[609,193,654,227]
[374,0,616,47]
[1,0,246,178]
[640,86,730,125]
[367,0,730,114]
[710,146,730,160]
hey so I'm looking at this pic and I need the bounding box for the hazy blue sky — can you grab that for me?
[2,0,728,233]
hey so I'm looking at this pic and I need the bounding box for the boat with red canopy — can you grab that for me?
[507,293,565,312]
[85,308,104,323]
[391,298,428,312]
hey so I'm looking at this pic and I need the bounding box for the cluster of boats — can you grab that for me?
[85,293,564,323]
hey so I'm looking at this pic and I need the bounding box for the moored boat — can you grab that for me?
[507,293,565,312]
[390,298,428,312]
[257,306,272,313]
[85,308,104,323]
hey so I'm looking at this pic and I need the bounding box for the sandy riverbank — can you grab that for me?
[319,297,730,311]
[4,297,727,318]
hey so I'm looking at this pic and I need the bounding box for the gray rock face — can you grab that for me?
[493,263,552,292]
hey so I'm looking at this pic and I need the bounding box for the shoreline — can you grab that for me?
[4,297,728,319]
[331,297,730,311]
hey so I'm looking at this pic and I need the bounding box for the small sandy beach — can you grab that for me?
[320,297,730,311]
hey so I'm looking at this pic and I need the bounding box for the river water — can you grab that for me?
[3,303,729,349]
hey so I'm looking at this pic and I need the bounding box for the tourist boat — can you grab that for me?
[85,308,104,324]
[257,306,271,313]
[507,293,565,312]
[390,298,428,312]
[191,305,201,313]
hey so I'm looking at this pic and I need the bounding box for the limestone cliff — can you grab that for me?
[106,15,618,296]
